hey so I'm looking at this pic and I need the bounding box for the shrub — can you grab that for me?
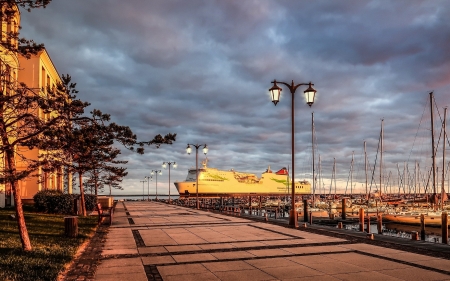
[33,190,70,213]
[33,190,98,214]
[84,194,97,211]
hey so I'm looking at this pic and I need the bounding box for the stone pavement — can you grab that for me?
[69,201,450,281]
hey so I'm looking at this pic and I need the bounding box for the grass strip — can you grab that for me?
[0,206,97,281]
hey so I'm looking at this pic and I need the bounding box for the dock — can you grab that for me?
[62,201,450,281]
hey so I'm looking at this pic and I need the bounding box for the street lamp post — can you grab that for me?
[150,170,162,201]
[186,144,208,209]
[269,80,317,228]
[144,176,151,201]
[140,179,147,201]
[162,162,177,203]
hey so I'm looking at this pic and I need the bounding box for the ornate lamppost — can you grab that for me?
[269,80,317,228]
[186,144,208,209]
[150,170,162,201]
[140,179,147,201]
[144,176,151,201]
[162,161,177,203]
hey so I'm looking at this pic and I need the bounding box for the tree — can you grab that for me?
[39,78,176,216]
[0,0,55,251]
[1,1,52,57]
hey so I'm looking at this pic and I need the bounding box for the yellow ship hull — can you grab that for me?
[174,166,311,196]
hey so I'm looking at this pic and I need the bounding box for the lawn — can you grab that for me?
[0,206,98,281]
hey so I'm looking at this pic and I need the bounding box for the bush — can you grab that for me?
[84,194,97,211]
[33,190,98,214]
[33,190,74,214]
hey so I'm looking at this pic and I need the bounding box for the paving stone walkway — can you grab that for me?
[64,201,450,281]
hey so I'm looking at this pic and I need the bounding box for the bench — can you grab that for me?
[96,202,113,225]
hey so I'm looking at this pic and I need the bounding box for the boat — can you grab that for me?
[383,210,443,226]
[174,160,311,197]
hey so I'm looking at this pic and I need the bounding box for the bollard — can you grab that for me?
[366,214,371,233]
[411,231,419,240]
[359,208,365,232]
[338,222,343,229]
[442,212,448,244]
[342,198,347,220]
[309,212,313,225]
[366,233,374,240]
[265,212,268,222]
[420,214,426,241]
[377,214,383,234]
[303,199,309,223]
[64,216,78,238]
[302,223,307,228]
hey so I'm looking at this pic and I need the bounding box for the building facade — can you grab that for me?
[0,4,72,207]
[17,49,73,201]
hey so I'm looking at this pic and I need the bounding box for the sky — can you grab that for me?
[19,0,450,196]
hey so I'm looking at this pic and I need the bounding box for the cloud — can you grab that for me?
[18,0,450,196]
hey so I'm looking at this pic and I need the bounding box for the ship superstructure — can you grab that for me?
[174,160,311,197]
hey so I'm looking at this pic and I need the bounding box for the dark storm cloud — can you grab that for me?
[18,0,450,194]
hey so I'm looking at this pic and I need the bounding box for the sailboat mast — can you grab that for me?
[333,158,337,196]
[415,160,418,201]
[312,112,315,206]
[430,92,437,209]
[441,107,447,209]
[350,151,354,195]
[380,119,384,198]
[364,141,368,198]
[319,155,322,196]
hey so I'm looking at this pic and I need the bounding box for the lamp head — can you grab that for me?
[162,162,167,169]
[173,162,177,168]
[203,144,208,155]
[269,80,282,106]
[304,82,316,107]
[186,144,192,155]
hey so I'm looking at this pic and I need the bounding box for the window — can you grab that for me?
[41,67,45,92]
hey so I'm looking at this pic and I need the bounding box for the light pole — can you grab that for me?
[186,144,208,209]
[140,179,147,201]
[269,80,317,228]
[162,161,177,203]
[144,176,151,201]
[150,170,162,201]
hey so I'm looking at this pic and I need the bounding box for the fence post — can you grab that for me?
[377,214,382,234]
[342,198,347,220]
[420,214,426,241]
[303,199,309,223]
[359,208,365,232]
[442,212,448,244]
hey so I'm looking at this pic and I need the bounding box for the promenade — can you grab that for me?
[67,201,450,281]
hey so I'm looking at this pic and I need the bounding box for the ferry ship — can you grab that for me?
[174,160,311,197]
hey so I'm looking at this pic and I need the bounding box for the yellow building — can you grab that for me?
[17,49,73,201]
[0,4,72,207]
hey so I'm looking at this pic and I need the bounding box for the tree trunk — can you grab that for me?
[5,147,32,251]
[78,171,86,216]
[94,170,98,196]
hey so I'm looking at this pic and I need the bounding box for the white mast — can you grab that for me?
[441,107,447,209]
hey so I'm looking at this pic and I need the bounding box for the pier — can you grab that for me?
[62,200,450,281]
